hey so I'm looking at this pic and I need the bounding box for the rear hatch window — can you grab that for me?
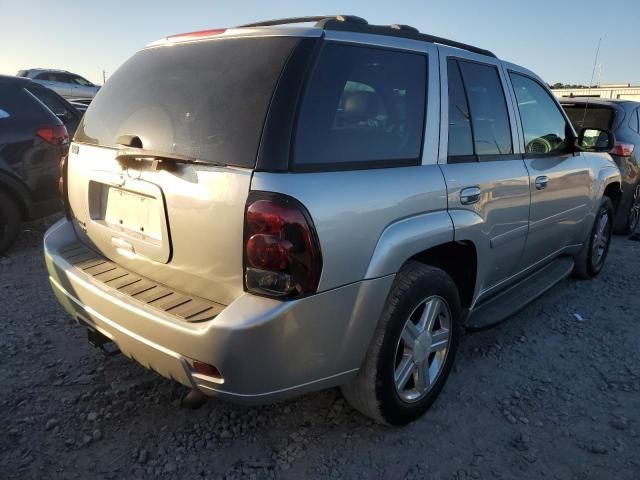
[75,36,300,168]
[562,104,617,131]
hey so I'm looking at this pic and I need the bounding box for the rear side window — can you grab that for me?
[25,85,75,118]
[447,59,512,161]
[0,81,54,123]
[510,73,569,155]
[293,43,427,170]
[562,104,616,132]
[75,37,300,168]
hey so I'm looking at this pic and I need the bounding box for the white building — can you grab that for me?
[552,84,640,101]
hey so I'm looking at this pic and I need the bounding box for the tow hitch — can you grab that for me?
[86,324,120,356]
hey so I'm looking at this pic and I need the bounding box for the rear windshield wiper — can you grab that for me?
[115,148,220,166]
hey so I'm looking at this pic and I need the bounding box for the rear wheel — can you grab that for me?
[573,196,614,279]
[341,262,461,425]
[0,191,21,255]
[627,183,640,234]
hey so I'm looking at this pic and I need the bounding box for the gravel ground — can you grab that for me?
[1,216,639,479]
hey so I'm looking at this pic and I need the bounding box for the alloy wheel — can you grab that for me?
[591,209,611,268]
[393,295,452,403]
[629,184,640,233]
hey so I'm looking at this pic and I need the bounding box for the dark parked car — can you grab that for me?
[0,75,72,253]
[561,98,640,233]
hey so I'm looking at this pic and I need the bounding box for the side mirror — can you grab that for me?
[576,127,614,152]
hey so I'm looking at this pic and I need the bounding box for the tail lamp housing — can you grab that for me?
[36,125,69,145]
[243,192,322,299]
[611,142,635,157]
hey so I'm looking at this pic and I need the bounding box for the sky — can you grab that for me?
[1,0,639,86]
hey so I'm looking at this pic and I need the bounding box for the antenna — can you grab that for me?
[580,38,602,128]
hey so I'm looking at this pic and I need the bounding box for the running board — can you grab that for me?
[466,256,575,330]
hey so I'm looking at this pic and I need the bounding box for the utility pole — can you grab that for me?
[102,70,108,84]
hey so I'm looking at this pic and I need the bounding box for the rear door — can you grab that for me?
[438,47,530,297]
[505,69,591,270]
[67,34,304,306]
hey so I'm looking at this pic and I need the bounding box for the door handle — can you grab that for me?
[460,186,481,205]
[535,176,549,190]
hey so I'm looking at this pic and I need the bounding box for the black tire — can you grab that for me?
[625,183,640,234]
[0,190,22,255]
[573,196,614,279]
[341,262,462,425]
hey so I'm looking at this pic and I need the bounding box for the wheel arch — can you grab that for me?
[363,210,478,310]
[408,241,477,309]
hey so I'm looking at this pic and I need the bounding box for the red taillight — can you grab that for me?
[611,142,634,157]
[167,28,226,41]
[36,125,69,145]
[244,193,322,298]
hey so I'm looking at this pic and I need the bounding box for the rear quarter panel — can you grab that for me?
[251,165,451,291]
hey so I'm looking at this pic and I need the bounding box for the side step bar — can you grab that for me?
[466,256,575,330]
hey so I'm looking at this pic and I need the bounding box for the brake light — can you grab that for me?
[167,28,226,41]
[611,143,634,157]
[36,125,69,145]
[244,193,322,298]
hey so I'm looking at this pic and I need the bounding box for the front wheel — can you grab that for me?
[573,196,614,279]
[341,262,462,425]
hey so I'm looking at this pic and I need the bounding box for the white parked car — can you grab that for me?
[17,69,100,100]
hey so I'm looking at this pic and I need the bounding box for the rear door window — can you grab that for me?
[75,37,300,168]
[446,59,513,161]
[447,59,474,157]
[293,43,427,170]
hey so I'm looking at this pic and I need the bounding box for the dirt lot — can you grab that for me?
[1,216,639,480]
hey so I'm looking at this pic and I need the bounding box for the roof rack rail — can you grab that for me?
[237,15,496,58]
[238,15,367,28]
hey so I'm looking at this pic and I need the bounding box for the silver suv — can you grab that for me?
[44,16,621,425]
[17,69,100,99]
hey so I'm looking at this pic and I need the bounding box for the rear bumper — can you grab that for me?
[44,219,393,403]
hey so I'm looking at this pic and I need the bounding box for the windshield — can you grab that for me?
[74,36,299,167]
[562,104,617,131]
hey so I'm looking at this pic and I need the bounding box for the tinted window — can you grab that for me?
[25,85,75,117]
[562,104,616,131]
[70,76,92,86]
[293,43,427,169]
[510,73,569,155]
[458,61,512,155]
[447,59,473,157]
[0,80,54,123]
[75,37,299,168]
[631,108,640,133]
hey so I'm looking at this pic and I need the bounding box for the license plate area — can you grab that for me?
[103,188,162,244]
[86,177,171,264]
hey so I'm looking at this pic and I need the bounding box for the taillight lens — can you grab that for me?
[244,193,322,298]
[36,125,69,145]
[611,142,634,157]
